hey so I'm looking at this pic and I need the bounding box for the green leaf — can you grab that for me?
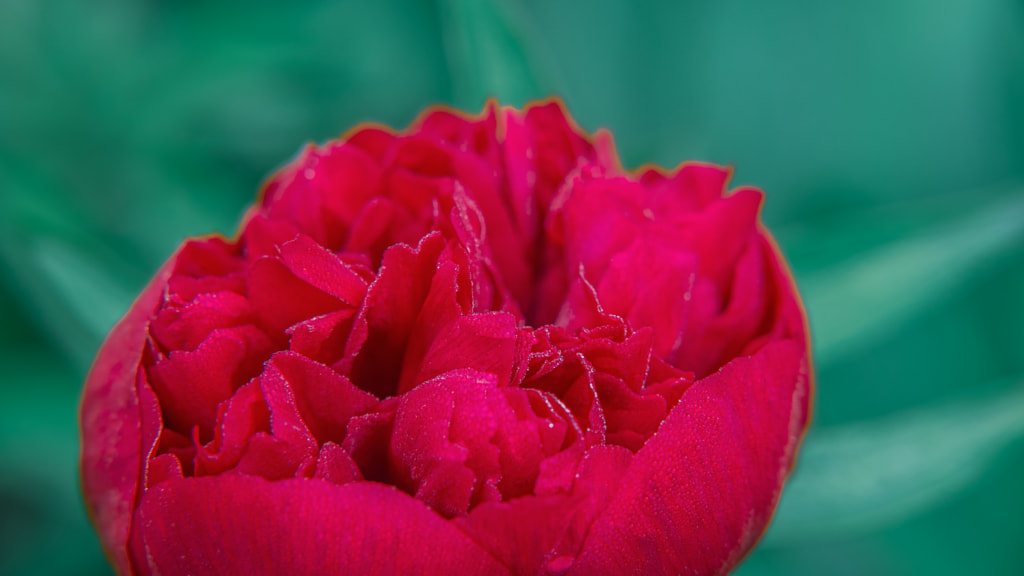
[438,0,547,108]
[802,192,1024,366]
[764,382,1024,544]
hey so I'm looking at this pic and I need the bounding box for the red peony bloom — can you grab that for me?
[81,99,812,576]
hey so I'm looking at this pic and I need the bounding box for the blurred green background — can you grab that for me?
[2,1,1023,574]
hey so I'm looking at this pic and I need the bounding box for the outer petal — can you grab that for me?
[567,339,810,576]
[129,476,510,576]
[80,253,178,575]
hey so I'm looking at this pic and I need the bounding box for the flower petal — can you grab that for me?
[264,351,379,445]
[80,254,177,575]
[148,325,271,433]
[129,476,509,576]
[567,339,811,576]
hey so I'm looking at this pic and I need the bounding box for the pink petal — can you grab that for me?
[232,359,327,480]
[148,325,271,433]
[393,255,464,391]
[258,145,331,246]
[275,233,370,305]
[591,372,668,452]
[416,103,499,159]
[683,187,763,285]
[342,398,398,483]
[172,237,244,277]
[458,494,572,576]
[567,339,811,576]
[405,312,519,391]
[287,309,357,365]
[523,102,596,207]
[313,442,363,485]
[154,290,252,350]
[691,239,770,374]
[390,135,455,177]
[80,254,177,575]
[138,369,171,488]
[573,328,656,392]
[129,476,509,576]
[264,351,379,445]
[556,175,644,283]
[491,389,552,499]
[382,169,447,237]
[194,380,269,477]
[240,213,301,260]
[676,163,732,209]
[390,370,505,516]
[347,126,396,161]
[499,108,542,244]
[544,445,633,573]
[344,232,446,397]
[246,239,357,335]
[554,265,618,333]
[450,149,532,307]
[457,445,632,576]
[166,273,246,304]
[645,163,732,214]
[313,141,382,228]
[345,197,398,263]
[595,240,697,361]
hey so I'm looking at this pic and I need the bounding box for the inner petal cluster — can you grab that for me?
[137,102,796,520]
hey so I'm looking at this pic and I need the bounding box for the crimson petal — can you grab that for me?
[567,339,810,576]
[81,254,178,575]
[129,476,509,576]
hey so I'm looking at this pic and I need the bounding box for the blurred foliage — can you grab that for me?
[1,0,1023,574]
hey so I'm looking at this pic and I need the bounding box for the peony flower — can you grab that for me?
[81,99,812,576]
